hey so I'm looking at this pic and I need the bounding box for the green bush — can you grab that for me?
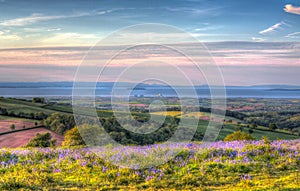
[10,124,15,130]
[224,131,254,141]
[25,132,56,147]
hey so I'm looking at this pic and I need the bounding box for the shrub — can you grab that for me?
[32,97,45,103]
[62,127,85,147]
[269,123,277,131]
[248,128,254,134]
[25,132,56,147]
[10,124,15,130]
[224,131,254,141]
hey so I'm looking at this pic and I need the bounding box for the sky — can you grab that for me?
[0,0,300,85]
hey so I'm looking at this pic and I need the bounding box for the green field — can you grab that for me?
[0,98,72,115]
[0,98,299,141]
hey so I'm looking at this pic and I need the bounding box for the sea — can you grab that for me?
[1,83,300,98]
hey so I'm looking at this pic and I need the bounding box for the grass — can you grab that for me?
[0,115,36,122]
[0,140,299,190]
[217,124,299,140]
[42,104,73,113]
[97,110,151,119]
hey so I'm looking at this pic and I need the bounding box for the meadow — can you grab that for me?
[0,139,299,190]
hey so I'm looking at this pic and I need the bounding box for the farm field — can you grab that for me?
[0,127,64,148]
[0,140,299,190]
[0,117,36,133]
[151,111,182,117]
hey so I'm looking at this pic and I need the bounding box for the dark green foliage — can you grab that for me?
[248,127,254,134]
[0,107,8,115]
[100,116,179,145]
[43,113,75,134]
[34,112,48,120]
[10,124,15,130]
[251,123,258,129]
[269,123,277,131]
[25,132,56,147]
[32,97,45,104]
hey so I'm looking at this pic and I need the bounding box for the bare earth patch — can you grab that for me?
[0,120,35,133]
[0,127,64,148]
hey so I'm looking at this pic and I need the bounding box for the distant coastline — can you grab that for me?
[1,82,300,98]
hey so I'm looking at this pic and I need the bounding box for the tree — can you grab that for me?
[32,97,45,104]
[248,128,254,134]
[269,123,277,131]
[25,132,56,147]
[236,125,243,132]
[43,113,75,134]
[62,127,85,147]
[0,107,8,115]
[224,131,255,141]
[10,124,15,130]
[34,112,47,120]
[251,123,258,129]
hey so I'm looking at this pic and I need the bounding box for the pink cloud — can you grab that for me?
[284,4,300,15]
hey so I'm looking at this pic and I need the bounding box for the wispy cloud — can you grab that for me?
[252,37,266,42]
[0,30,21,40]
[284,4,300,15]
[1,13,73,26]
[0,9,116,27]
[194,25,223,32]
[165,6,221,16]
[47,28,61,32]
[259,21,286,35]
[41,32,100,46]
[285,32,300,39]
[24,27,61,33]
